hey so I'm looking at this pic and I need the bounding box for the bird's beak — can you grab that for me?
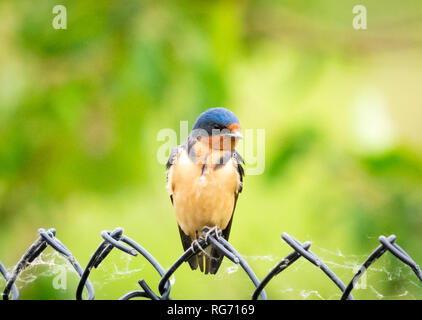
[226,130,243,140]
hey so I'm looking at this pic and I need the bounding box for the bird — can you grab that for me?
[166,107,244,274]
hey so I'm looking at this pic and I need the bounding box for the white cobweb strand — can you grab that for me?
[0,251,75,289]
[0,251,146,290]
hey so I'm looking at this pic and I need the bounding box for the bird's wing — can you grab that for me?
[221,150,244,239]
[208,150,244,274]
[166,145,181,205]
[167,144,201,270]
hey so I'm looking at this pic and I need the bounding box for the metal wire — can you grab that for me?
[1,227,421,300]
[340,235,422,300]
[0,261,19,300]
[252,233,353,300]
[2,228,94,300]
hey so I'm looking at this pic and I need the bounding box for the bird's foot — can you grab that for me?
[190,239,208,256]
[203,226,221,243]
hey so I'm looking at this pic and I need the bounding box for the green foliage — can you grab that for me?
[0,0,422,299]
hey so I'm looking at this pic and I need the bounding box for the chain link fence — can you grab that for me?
[1,227,421,300]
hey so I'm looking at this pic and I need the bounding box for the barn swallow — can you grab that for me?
[166,107,244,274]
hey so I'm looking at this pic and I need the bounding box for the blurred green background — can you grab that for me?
[1,0,422,300]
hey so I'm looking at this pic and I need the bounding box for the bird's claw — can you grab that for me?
[203,226,221,243]
[190,239,208,256]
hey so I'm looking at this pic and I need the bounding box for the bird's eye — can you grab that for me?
[212,123,220,130]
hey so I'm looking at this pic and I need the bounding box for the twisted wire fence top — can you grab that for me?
[1,226,421,300]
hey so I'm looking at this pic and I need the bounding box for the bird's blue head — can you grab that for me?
[191,107,242,150]
[193,107,241,135]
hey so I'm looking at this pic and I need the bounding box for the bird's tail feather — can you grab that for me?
[197,253,204,273]
[187,255,199,270]
[178,225,225,274]
[187,246,224,275]
[208,246,224,274]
